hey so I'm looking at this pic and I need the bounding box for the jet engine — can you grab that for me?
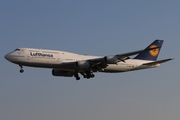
[104,56,120,64]
[52,69,74,77]
[104,56,130,64]
[76,61,90,70]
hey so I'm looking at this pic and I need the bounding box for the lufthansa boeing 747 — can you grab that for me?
[4,40,173,80]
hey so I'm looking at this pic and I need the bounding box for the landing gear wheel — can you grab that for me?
[86,75,90,79]
[19,65,24,73]
[20,69,24,73]
[90,74,95,78]
[74,73,80,80]
[83,75,87,78]
[76,77,80,80]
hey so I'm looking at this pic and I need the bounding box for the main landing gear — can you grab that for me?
[19,65,24,73]
[74,72,95,80]
[74,73,80,80]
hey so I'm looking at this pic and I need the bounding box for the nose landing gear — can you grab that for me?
[19,65,24,73]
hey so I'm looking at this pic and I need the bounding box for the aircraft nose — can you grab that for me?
[4,54,10,61]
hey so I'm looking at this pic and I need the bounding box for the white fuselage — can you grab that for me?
[5,48,160,73]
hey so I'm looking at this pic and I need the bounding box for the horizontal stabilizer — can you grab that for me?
[142,58,174,66]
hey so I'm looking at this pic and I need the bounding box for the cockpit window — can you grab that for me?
[14,49,20,51]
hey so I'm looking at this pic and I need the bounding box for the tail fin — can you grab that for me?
[134,40,163,61]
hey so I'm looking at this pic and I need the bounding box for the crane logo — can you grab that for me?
[149,45,159,57]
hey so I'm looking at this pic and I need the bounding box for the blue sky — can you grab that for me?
[1,1,180,120]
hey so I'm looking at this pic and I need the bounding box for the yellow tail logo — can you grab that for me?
[149,45,159,57]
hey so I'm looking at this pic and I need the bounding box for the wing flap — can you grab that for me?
[55,47,161,71]
[115,46,161,60]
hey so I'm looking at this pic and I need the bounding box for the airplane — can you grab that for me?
[4,40,173,80]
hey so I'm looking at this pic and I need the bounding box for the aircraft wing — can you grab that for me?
[142,58,174,66]
[94,46,161,64]
[56,47,160,71]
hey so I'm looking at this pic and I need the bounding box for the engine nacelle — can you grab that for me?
[104,56,120,64]
[76,61,90,70]
[104,56,130,64]
[52,69,74,77]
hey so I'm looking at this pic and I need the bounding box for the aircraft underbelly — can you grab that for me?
[103,64,133,73]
